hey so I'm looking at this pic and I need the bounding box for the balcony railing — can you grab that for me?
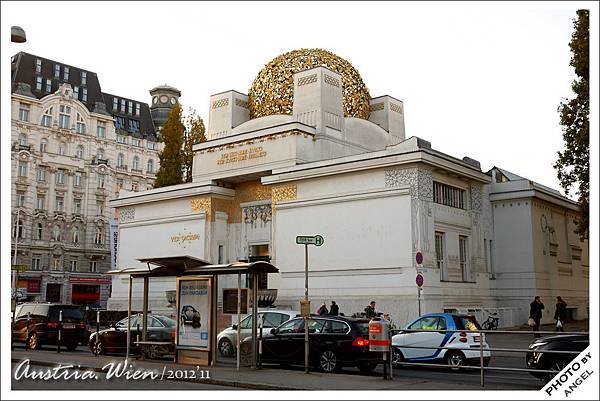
[116,165,128,171]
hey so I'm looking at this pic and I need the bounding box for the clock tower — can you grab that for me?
[149,84,181,134]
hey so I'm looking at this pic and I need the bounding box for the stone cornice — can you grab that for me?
[108,183,235,208]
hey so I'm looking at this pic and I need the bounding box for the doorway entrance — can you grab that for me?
[249,244,269,289]
[46,283,61,302]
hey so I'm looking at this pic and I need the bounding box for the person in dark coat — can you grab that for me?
[529,296,545,337]
[328,301,339,316]
[316,303,328,316]
[554,296,568,332]
[364,301,377,318]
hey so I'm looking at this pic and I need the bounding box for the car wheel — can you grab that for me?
[27,332,40,350]
[392,347,404,367]
[91,338,105,355]
[357,362,378,374]
[218,338,235,358]
[445,351,466,370]
[319,350,340,373]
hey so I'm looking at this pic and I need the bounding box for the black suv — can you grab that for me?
[526,334,589,381]
[251,315,381,373]
[12,303,86,350]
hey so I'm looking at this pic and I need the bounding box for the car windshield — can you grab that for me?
[156,316,176,327]
[48,306,83,320]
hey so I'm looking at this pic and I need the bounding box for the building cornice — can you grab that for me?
[108,183,235,208]
[489,189,579,211]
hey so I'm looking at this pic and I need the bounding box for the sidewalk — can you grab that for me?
[11,349,535,391]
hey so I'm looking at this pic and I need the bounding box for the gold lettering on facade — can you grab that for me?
[170,233,200,244]
[217,146,267,165]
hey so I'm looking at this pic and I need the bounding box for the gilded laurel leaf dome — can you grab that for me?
[248,48,371,120]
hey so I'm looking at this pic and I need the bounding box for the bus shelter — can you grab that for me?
[106,256,278,369]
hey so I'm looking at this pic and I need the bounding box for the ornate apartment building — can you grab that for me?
[10,52,178,306]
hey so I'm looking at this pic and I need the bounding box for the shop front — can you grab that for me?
[69,276,111,306]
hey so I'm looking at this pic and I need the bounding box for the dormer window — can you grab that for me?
[45,79,52,93]
[113,98,118,110]
[73,86,79,99]
[136,103,140,116]
[115,116,125,130]
[82,88,87,102]
[129,119,140,133]
[128,101,133,115]
[35,76,42,91]
[120,100,126,113]
[54,64,60,79]
[35,59,42,73]
[81,71,87,86]
[63,66,69,80]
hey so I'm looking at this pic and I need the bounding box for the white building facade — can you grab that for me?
[108,50,588,328]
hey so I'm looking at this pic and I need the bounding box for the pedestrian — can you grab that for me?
[529,296,545,337]
[328,301,339,316]
[364,301,377,318]
[316,303,328,316]
[554,296,568,332]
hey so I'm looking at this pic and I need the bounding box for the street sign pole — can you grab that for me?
[417,287,421,316]
[304,243,309,374]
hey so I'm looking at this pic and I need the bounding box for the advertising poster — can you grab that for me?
[109,219,119,270]
[177,278,210,350]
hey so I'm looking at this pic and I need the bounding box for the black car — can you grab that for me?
[12,303,86,350]
[89,313,176,358]
[526,334,589,380]
[252,316,381,373]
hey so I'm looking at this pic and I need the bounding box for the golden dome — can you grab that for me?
[248,48,371,120]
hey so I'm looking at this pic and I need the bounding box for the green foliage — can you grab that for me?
[154,104,184,188]
[183,109,207,183]
[555,10,589,240]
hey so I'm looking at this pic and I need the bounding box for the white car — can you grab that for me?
[392,313,491,369]
[217,309,298,357]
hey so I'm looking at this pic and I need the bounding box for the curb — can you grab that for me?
[11,358,303,391]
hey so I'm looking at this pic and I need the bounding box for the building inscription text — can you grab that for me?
[217,147,267,165]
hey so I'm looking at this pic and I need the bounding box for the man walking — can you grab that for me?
[364,301,377,318]
[529,296,545,337]
[554,296,568,332]
[328,301,339,316]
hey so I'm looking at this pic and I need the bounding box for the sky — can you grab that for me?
[2,1,596,195]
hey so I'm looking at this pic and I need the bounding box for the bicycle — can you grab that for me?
[481,313,499,330]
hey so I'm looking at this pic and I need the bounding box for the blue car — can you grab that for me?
[391,313,491,369]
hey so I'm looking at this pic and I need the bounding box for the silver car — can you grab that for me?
[217,310,298,357]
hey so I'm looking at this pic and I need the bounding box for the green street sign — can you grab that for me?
[11,264,28,272]
[296,235,324,246]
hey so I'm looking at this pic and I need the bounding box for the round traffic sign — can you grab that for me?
[415,251,423,265]
[416,273,424,287]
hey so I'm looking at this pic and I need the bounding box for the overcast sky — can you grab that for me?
[3,1,596,196]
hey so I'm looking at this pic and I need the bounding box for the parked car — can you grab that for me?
[12,303,86,351]
[89,313,176,357]
[217,309,298,357]
[180,305,201,329]
[392,313,491,369]
[246,315,381,373]
[526,334,589,381]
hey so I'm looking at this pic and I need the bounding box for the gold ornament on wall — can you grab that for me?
[248,48,371,120]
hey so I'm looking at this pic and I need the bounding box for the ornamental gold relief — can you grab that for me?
[191,197,211,215]
[248,49,371,120]
[272,184,297,205]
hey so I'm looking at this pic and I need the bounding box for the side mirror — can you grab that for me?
[270,328,277,335]
[232,324,237,330]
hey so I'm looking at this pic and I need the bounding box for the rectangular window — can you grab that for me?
[132,137,141,147]
[459,236,469,282]
[115,116,125,130]
[81,71,87,86]
[35,59,42,73]
[36,194,45,210]
[433,182,466,209]
[17,191,26,207]
[63,66,69,80]
[32,257,41,271]
[76,121,86,134]
[435,232,447,281]
[117,135,127,144]
[19,103,30,122]
[74,173,82,187]
[120,99,126,113]
[132,181,138,191]
[18,161,28,177]
[116,178,124,191]
[89,261,97,273]
[55,169,65,185]
[128,101,133,114]
[73,198,82,214]
[97,201,104,215]
[129,120,140,133]
[36,168,46,182]
[146,141,155,150]
[46,79,52,93]
[82,88,87,102]
[69,260,78,272]
[136,103,141,116]
[36,76,43,91]
[218,245,224,264]
[40,141,47,153]
[97,122,106,138]
[41,114,52,127]
[73,86,79,99]
[59,105,71,129]
[55,196,64,212]
[97,174,106,188]
[113,98,118,110]
[54,64,60,78]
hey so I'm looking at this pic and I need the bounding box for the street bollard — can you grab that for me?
[258,314,263,369]
[95,310,100,357]
[57,310,62,353]
[480,331,485,387]
[383,351,388,380]
[25,312,31,351]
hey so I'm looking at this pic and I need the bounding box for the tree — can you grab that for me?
[183,108,207,183]
[154,104,185,188]
[554,10,589,240]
